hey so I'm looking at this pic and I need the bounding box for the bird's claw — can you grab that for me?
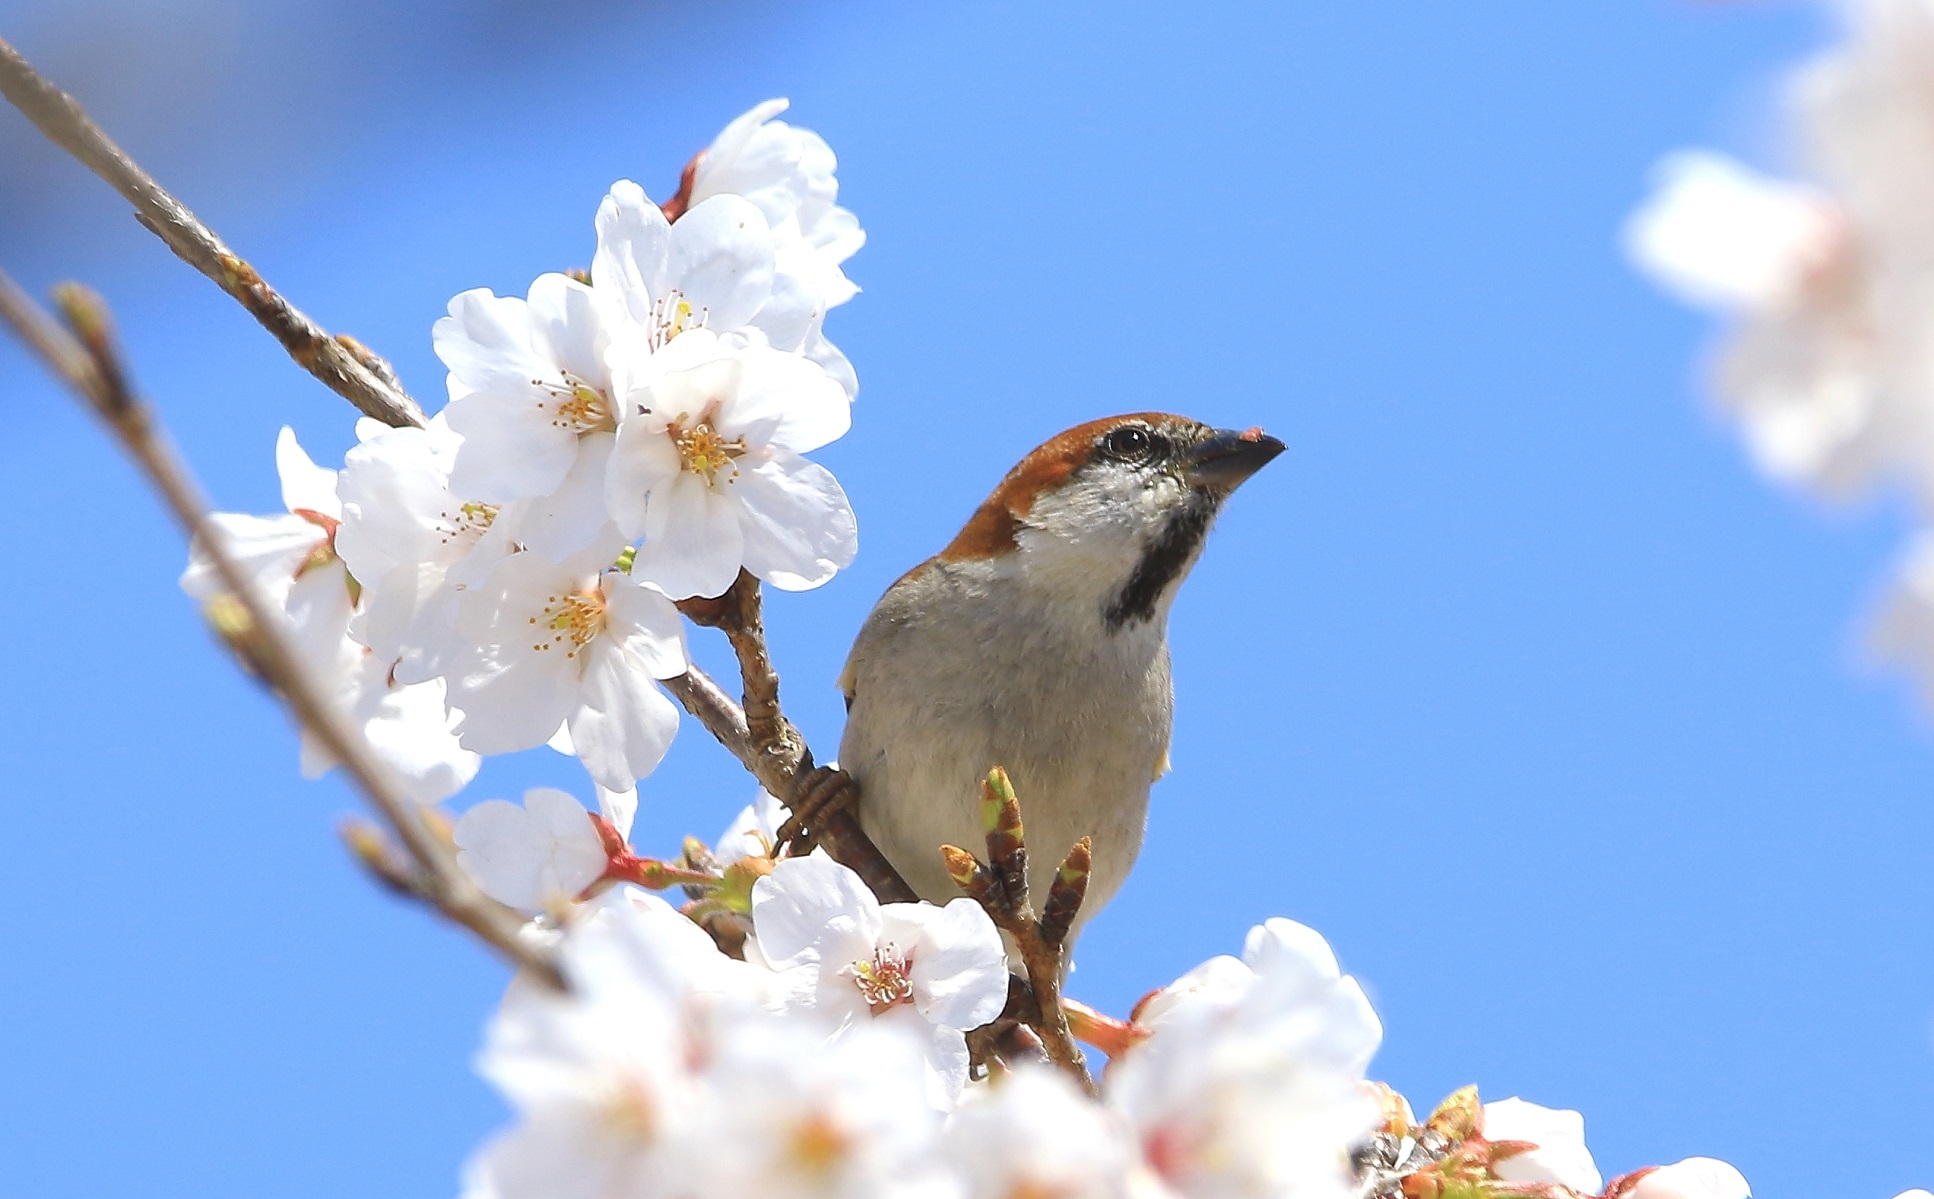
[778,765,859,854]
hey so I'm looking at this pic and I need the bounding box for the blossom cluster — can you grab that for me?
[1626,0,1934,706]
[182,99,861,802]
[446,788,1762,1199]
[463,804,1388,1199]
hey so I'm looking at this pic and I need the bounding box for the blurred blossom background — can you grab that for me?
[0,1,1924,1196]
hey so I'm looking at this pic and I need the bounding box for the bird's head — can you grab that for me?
[937,413,1284,629]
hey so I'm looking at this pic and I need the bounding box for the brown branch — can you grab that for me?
[660,660,917,904]
[672,573,918,904]
[0,271,558,988]
[942,768,1095,1093]
[0,36,425,431]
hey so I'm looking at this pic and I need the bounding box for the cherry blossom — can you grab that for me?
[687,98,864,393]
[446,551,688,792]
[1107,919,1381,1199]
[940,1066,1147,1199]
[433,275,631,562]
[1481,1097,1602,1195]
[180,426,353,671]
[591,179,786,364]
[605,334,856,600]
[687,1017,944,1199]
[181,427,479,803]
[749,852,1008,1106]
[454,788,608,913]
[319,650,478,804]
[1624,1157,1752,1199]
[464,907,710,1199]
[333,417,523,684]
[1628,0,1934,716]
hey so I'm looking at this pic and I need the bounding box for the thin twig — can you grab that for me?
[0,270,558,988]
[0,36,425,430]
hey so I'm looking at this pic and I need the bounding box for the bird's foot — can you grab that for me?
[778,765,859,854]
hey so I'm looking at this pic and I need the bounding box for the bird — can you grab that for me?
[833,412,1284,945]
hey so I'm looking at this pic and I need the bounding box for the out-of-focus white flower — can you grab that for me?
[1132,954,1258,1029]
[1481,1097,1603,1195]
[455,788,608,913]
[1107,918,1381,1199]
[1868,532,1934,707]
[571,886,777,1004]
[691,1018,944,1199]
[605,335,856,600]
[688,99,864,392]
[942,1066,1146,1199]
[1131,919,1381,1073]
[1625,152,1842,311]
[750,852,1009,1106]
[1888,1191,1933,1199]
[1629,0,1934,713]
[1626,150,1887,496]
[464,885,926,1199]
[1623,1157,1751,1199]
[464,902,709,1199]
[447,552,688,792]
[1800,0,1934,261]
[181,427,479,803]
[715,788,790,866]
[322,651,479,804]
[434,276,631,562]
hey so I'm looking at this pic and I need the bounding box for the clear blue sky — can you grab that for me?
[0,1,1919,1195]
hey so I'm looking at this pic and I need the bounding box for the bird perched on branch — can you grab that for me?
[835,413,1284,944]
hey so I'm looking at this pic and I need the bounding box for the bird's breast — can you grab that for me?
[837,560,1174,927]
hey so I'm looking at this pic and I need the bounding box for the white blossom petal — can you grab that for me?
[731,451,857,591]
[567,641,681,792]
[635,470,745,601]
[1484,1098,1603,1195]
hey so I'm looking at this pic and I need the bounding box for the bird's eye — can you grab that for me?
[1100,425,1156,462]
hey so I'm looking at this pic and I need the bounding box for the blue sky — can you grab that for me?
[0,1,1921,1195]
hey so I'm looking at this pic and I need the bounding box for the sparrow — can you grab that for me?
[835,413,1284,945]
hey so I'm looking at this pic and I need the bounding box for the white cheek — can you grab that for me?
[1018,468,1186,568]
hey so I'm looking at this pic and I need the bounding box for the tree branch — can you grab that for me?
[0,270,558,988]
[0,36,426,431]
[672,573,917,903]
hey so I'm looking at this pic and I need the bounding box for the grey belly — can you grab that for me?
[840,647,1163,933]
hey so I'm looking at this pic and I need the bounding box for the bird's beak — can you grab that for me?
[1186,426,1285,491]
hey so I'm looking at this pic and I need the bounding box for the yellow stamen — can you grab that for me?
[437,500,499,547]
[673,421,746,487]
[535,373,615,433]
[527,588,606,659]
[650,291,708,350]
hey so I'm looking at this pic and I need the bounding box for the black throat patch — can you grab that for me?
[1104,491,1221,630]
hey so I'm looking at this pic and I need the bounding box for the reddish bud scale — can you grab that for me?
[1037,836,1092,947]
[939,844,996,904]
